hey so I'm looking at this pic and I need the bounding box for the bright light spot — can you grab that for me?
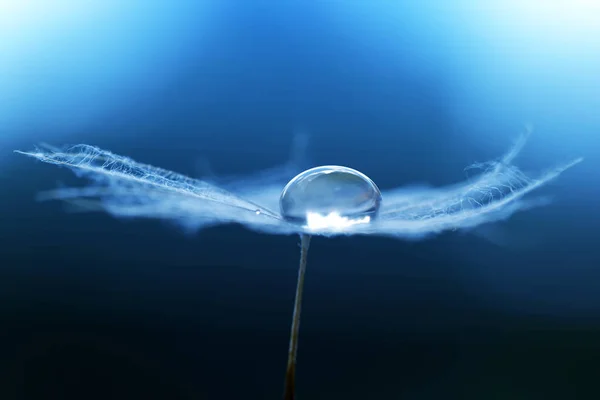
[305,211,371,232]
[0,1,111,38]
[465,0,600,49]
[0,0,213,148]
[510,0,600,31]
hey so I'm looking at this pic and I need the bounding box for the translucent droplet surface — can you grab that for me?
[279,165,382,229]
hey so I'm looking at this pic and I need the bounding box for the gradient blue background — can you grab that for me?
[1,1,599,399]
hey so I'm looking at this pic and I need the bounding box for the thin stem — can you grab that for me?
[283,234,311,400]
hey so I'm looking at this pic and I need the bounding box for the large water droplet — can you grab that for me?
[279,165,382,229]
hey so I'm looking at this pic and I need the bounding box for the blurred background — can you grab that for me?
[1,1,599,398]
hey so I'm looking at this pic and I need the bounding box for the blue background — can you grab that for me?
[1,1,599,398]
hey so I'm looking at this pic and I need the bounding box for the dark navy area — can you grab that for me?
[0,1,599,399]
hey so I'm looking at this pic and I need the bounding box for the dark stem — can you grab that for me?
[283,234,311,400]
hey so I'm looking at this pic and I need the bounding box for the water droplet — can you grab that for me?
[279,165,382,228]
